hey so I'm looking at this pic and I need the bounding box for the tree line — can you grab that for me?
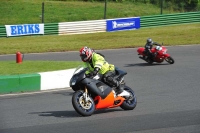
[113,0,199,11]
[143,0,200,11]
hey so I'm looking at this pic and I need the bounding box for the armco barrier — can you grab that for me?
[0,26,6,37]
[0,69,75,94]
[59,20,106,35]
[0,12,199,38]
[140,11,200,27]
[44,23,58,35]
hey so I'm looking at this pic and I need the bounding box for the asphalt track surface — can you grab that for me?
[0,45,200,133]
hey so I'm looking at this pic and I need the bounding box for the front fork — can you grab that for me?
[83,87,90,102]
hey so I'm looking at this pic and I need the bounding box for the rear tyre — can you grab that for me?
[120,86,137,110]
[165,56,174,64]
[72,90,95,116]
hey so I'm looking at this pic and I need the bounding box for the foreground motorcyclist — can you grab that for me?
[79,46,123,94]
[144,38,161,61]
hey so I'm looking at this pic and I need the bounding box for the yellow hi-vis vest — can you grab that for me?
[84,53,115,75]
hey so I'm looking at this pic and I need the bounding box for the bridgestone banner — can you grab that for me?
[5,24,44,37]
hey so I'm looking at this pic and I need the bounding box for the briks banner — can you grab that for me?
[5,24,44,37]
[106,17,140,32]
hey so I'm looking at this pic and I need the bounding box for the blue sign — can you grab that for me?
[106,17,140,32]
[10,25,40,35]
[5,24,44,37]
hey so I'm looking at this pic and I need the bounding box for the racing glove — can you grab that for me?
[85,73,93,78]
[93,67,100,75]
[89,67,100,79]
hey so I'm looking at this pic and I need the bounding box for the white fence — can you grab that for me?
[59,20,106,35]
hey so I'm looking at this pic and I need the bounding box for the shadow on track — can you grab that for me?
[52,91,74,96]
[29,108,123,118]
[29,110,80,117]
[94,108,123,114]
[124,63,170,67]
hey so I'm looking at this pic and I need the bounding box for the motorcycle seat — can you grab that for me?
[115,67,127,80]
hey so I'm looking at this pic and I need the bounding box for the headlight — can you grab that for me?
[70,76,78,86]
[71,80,76,86]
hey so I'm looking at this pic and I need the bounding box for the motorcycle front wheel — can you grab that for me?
[165,56,175,64]
[120,86,137,110]
[72,90,95,116]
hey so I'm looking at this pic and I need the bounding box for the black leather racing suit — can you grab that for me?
[144,42,160,61]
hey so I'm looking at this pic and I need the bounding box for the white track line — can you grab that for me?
[0,87,72,97]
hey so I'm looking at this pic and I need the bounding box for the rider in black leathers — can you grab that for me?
[144,38,161,61]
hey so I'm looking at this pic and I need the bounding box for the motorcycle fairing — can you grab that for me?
[115,67,127,81]
[82,78,112,99]
[94,92,115,109]
[137,47,145,56]
[70,68,87,91]
[94,92,125,109]
[137,46,170,62]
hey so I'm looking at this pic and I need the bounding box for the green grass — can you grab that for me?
[0,61,83,75]
[0,0,199,75]
[0,23,199,75]
[0,23,200,55]
[0,0,179,25]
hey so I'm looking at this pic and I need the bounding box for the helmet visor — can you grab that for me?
[80,54,87,61]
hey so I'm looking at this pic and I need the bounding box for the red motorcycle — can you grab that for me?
[137,45,174,64]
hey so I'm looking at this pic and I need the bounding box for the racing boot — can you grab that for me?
[107,76,124,95]
[116,83,124,95]
[109,78,122,94]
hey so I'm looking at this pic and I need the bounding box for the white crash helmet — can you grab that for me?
[156,46,162,51]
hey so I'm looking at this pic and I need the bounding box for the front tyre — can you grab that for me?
[72,90,95,116]
[120,86,137,110]
[165,56,174,64]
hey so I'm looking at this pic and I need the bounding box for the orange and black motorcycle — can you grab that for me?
[70,65,137,116]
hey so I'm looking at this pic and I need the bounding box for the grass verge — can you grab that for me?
[0,61,82,75]
[1,23,200,55]
[0,23,199,75]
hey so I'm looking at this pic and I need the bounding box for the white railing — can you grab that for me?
[59,19,106,35]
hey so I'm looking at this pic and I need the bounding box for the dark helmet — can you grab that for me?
[79,46,93,62]
[147,38,153,45]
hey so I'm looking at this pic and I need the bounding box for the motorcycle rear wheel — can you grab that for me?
[72,90,95,116]
[120,86,137,110]
[165,56,175,64]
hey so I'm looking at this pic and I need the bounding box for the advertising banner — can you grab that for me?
[106,17,140,32]
[5,24,44,37]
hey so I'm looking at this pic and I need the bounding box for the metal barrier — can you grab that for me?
[0,12,199,38]
[44,23,58,35]
[59,20,106,35]
[140,12,200,28]
[0,26,6,37]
